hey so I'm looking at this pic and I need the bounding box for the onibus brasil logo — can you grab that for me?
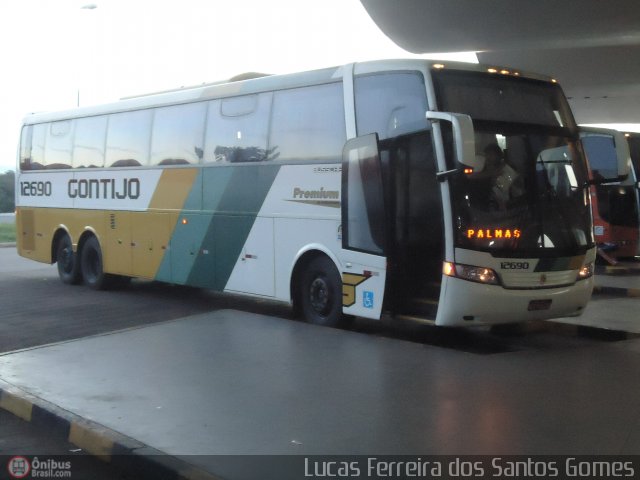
[7,456,72,478]
[7,456,30,479]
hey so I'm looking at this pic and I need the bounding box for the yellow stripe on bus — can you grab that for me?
[129,168,200,278]
[17,169,200,279]
[148,168,199,211]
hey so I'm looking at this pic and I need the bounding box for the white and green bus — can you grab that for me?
[17,59,603,327]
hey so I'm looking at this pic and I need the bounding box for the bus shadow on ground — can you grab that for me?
[8,274,627,357]
[127,281,516,354]
[130,281,636,356]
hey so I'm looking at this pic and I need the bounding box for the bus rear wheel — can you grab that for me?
[80,236,111,290]
[299,256,344,327]
[56,234,82,285]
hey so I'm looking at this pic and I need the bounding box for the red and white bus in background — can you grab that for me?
[580,128,640,261]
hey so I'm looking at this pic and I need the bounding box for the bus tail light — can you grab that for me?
[443,262,500,285]
[577,263,594,280]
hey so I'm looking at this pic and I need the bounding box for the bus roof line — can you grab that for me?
[120,72,273,100]
[21,59,554,125]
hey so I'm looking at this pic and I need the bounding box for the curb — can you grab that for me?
[593,285,640,297]
[0,379,220,480]
[491,319,638,340]
[595,262,640,276]
[0,242,16,248]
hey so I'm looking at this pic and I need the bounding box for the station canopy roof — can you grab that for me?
[361,0,640,126]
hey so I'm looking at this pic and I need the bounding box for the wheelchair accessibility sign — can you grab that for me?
[363,291,374,309]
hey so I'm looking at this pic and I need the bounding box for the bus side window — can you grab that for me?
[204,93,272,163]
[355,72,429,140]
[269,83,345,162]
[106,110,153,168]
[44,121,74,170]
[151,102,206,166]
[73,116,107,169]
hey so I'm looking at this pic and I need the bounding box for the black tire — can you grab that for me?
[299,256,344,327]
[80,236,111,290]
[56,234,82,285]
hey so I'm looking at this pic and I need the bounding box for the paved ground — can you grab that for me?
[0,248,293,354]
[1,248,640,479]
[0,248,634,355]
[2,308,640,480]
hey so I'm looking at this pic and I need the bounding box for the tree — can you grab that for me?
[0,171,15,213]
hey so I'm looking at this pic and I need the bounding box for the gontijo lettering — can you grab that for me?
[68,178,140,199]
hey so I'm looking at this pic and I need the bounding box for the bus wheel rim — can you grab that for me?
[309,277,330,314]
[87,249,99,279]
[60,247,73,272]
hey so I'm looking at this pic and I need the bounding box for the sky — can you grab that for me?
[0,0,478,172]
[1,1,635,173]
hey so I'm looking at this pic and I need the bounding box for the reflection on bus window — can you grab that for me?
[355,72,429,140]
[270,83,345,162]
[28,124,48,171]
[19,125,34,170]
[204,94,272,163]
[74,116,107,168]
[151,102,206,166]
[581,135,618,180]
[45,121,73,169]
[106,110,153,167]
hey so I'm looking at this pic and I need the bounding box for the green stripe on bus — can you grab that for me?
[155,171,202,283]
[169,165,280,290]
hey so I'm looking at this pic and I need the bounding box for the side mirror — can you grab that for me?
[612,130,632,181]
[426,111,483,172]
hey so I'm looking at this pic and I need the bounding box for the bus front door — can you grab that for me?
[341,134,387,320]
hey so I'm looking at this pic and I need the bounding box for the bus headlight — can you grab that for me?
[443,262,500,285]
[577,262,594,280]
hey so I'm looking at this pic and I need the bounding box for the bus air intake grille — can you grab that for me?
[500,270,577,289]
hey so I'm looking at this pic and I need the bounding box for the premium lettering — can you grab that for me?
[68,178,140,200]
[293,187,339,200]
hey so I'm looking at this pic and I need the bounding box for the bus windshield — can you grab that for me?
[433,70,594,257]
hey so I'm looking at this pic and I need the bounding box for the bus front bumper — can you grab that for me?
[435,275,594,327]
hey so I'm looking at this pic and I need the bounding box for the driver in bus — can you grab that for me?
[483,143,524,209]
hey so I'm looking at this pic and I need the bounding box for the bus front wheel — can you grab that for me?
[56,234,82,285]
[80,236,110,290]
[300,256,344,327]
